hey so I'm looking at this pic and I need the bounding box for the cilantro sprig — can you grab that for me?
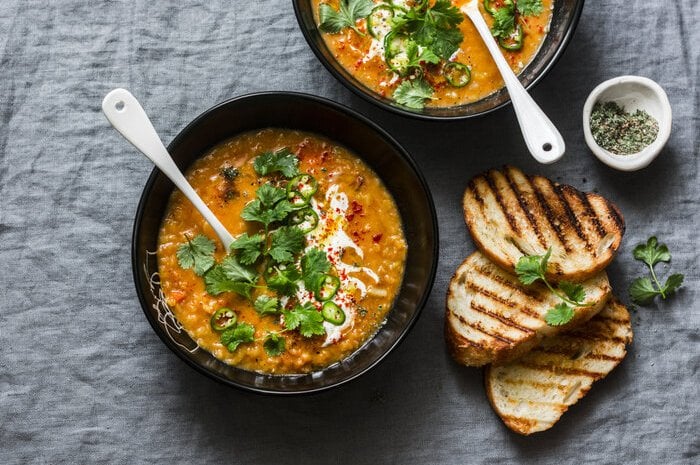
[629,237,684,305]
[515,248,593,326]
[393,78,435,109]
[176,234,216,276]
[319,0,374,36]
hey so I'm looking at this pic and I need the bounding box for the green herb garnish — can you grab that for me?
[393,78,435,109]
[263,333,286,356]
[254,295,280,316]
[319,0,374,36]
[516,0,544,17]
[629,237,684,305]
[221,322,255,351]
[486,0,542,44]
[253,148,300,178]
[176,234,216,276]
[515,248,592,326]
[282,302,327,338]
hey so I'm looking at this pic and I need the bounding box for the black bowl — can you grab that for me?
[132,92,438,394]
[293,0,585,120]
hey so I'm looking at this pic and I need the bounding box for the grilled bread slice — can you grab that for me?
[446,251,611,367]
[485,298,633,435]
[463,166,625,282]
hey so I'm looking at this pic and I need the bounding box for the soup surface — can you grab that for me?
[314,0,553,109]
[157,129,407,374]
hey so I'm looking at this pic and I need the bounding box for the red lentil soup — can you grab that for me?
[157,129,407,374]
[314,0,553,108]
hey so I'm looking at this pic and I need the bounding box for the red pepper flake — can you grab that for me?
[372,233,383,244]
[346,200,364,221]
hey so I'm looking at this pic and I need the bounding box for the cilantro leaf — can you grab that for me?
[663,273,684,296]
[204,256,257,298]
[230,233,265,265]
[544,303,575,326]
[517,0,544,16]
[283,302,326,338]
[256,183,287,207]
[254,295,280,316]
[301,247,331,290]
[253,148,300,178]
[263,333,286,356]
[405,41,440,69]
[221,323,255,351]
[633,236,671,267]
[515,248,550,285]
[176,234,216,276]
[267,265,302,296]
[629,277,659,305]
[559,280,586,304]
[398,0,463,60]
[241,198,293,227]
[268,226,306,263]
[491,6,516,38]
[319,0,373,35]
[393,78,434,110]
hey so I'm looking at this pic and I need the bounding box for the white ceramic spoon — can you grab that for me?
[102,88,235,250]
[461,0,565,163]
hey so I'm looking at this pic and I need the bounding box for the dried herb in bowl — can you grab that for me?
[589,101,659,155]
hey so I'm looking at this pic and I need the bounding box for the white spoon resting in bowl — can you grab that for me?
[461,0,565,164]
[102,88,235,250]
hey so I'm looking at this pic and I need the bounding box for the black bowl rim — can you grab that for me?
[292,0,586,121]
[131,91,440,394]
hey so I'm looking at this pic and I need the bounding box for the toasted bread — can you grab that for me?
[485,298,633,435]
[463,166,625,282]
[446,251,611,367]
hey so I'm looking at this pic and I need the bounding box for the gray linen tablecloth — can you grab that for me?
[1,1,698,463]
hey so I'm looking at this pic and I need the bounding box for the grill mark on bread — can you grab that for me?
[516,361,604,379]
[503,168,548,249]
[484,171,520,235]
[607,203,625,233]
[532,347,624,362]
[454,312,515,344]
[467,180,485,207]
[471,265,546,303]
[575,188,608,237]
[563,332,629,345]
[467,282,541,320]
[469,301,535,334]
[553,182,593,252]
[529,175,572,253]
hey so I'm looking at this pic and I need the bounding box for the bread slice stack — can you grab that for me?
[446,166,631,435]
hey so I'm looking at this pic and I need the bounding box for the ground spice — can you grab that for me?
[589,101,659,155]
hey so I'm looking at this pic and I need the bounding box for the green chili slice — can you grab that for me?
[498,23,523,51]
[315,274,340,301]
[288,207,319,233]
[483,0,512,16]
[210,308,237,332]
[443,62,471,87]
[321,301,346,325]
[384,31,412,75]
[367,5,394,39]
[286,174,318,207]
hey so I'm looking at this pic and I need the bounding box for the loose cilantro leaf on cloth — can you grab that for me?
[267,265,302,296]
[204,256,257,299]
[283,302,326,337]
[301,247,332,290]
[516,0,544,16]
[221,323,255,351]
[393,78,435,109]
[253,148,300,178]
[263,333,286,356]
[515,248,591,326]
[544,303,575,326]
[629,237,684,305]
[268,226,306,263]
[254,295,280,316]
[176,234,216,276]
[319,0,374,35]
[230,233,265,265]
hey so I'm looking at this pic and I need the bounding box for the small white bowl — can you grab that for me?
[582,76,672,171]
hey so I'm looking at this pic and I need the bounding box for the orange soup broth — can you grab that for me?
[314,0,553,107]
[157,129,407,374]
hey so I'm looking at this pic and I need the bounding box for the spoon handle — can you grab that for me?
[102,88,234,250]
[462,3,565,164]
